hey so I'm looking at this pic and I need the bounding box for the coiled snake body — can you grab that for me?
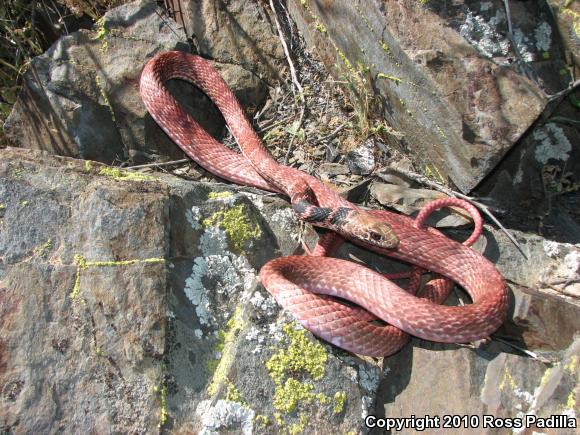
[140,51,508,357]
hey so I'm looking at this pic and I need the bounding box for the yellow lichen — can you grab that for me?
[314,22,327,33]
[424,164,446,184]
[266,323,327,384]
[380,41,391,53]
[92,17,109,52]
[265,322,337,424]
[208,191,234,200]
[565,355,578,373]
[564,389,576,411]
[499,368,517,392]
[98,166,152,181]
[539,366,553,388]
[273,379,315,413]
[202,204,261,252]
[34,238,53,258]
[207,306,246,396]
[95,75,116,121]
[159,382,168,428]
[10,166,24,179]
[562,8,580,37]
[69,255,165,299]
[333,391,347,414]
[84,160,94,171]
[225,382,247,406]
[255,414,270,427]
[377,72,403,83]
[287,413,309,435]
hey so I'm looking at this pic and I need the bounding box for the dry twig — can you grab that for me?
[268,0,306,165]
[124,158,191,170]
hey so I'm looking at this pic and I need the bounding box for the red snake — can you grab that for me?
[140,51,508,357]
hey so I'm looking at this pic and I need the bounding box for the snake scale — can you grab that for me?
[140,51,508,357]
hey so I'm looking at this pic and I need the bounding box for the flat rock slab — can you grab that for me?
[0,148,383,433]
[0,148,168,433]
[289,0,571,192]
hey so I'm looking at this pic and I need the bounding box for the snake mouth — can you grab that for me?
[343,211,399,249]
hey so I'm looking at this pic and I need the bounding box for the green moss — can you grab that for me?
[333,391,347,414]
[202,204,261,252]
[98,166,153,181]
[207,306,246,396]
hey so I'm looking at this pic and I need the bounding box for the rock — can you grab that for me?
[346,139,376,175]
[547,1,580,77]
[0,148,167,433]
[318,162,350,176]
[168,0,286,84]
[476,117,580,245]
[0,147,383,433]
[288,0,571,192]
[3,0,268,164]
[371,182,441,212]
[378,336,579,433]
[484,226,580,301]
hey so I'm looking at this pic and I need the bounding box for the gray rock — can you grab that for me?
[318,162,350,176]
[476,119,580,245]
[346,139,376,175]
[0,148,167,433]
[175,0,285,84]
[288,0,571,192]
[379,336,579,433]
[548,0,580,71]
[3,0,268,164]
[0,148,382,433]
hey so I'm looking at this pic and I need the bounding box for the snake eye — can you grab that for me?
[369,231,382,242]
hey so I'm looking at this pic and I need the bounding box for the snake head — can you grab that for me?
[343,210,399,249]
